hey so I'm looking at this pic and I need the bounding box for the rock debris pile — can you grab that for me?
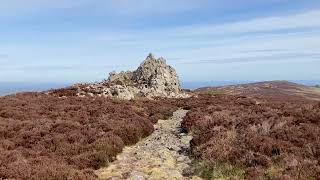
[75,53,189,99]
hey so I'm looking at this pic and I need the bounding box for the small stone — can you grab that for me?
[191,176,203,180]
[129,171,145,180]
[177,156,186,162]
[149,168,169,179]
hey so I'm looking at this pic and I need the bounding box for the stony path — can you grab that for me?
[96,109,201,180]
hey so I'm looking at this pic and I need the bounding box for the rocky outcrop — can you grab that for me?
[75,54,189,100]
[107,71,134,86]
[132,53,181,93]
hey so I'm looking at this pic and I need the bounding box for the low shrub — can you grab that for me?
[0,92,178,179]
[181,94,320,179]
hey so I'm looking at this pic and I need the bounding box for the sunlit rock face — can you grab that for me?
[75,54,188,100]
[132,53,181,94]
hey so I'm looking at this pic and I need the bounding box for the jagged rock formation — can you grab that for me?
[75,54,188,100]
[132,54,181,93]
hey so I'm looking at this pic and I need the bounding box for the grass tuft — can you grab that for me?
[208,89,225,95]
[192,160,245,180]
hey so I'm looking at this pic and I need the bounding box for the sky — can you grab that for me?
[1,0,320,84]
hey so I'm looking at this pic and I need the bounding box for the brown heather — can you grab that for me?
[1,85,320,179]
[181,94,320,179]
[0,91,177,179]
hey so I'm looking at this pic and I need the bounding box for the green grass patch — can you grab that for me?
[191,160,245,180]
[208,89,225,95]
[265,163,285,179]
[311,86,320,93]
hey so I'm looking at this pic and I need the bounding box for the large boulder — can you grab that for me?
[107,71,134,86]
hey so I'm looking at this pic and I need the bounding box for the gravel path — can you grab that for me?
[96,109,201,180]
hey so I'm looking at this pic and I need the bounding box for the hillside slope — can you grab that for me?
[196,81,320,101]
[1,81,320,179]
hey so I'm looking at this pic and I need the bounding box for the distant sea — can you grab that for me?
[0,82,72,96]
[1,80,319,96]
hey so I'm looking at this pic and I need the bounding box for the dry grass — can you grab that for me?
[207,89,225,95]
[311,87,320,93]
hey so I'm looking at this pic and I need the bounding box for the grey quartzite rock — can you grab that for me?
[75,53,189,100]
[132,53,181,94]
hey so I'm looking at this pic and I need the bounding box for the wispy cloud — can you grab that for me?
[240,49,288,53]
[171,52,320,65]
[0,65,73,71]
[185,10,320,35]
[0,0,87,17]
[0,1,319,82]
[94,9,320,43]
[0,64,137,72]
[2,0,317,20]
[90,10,320,65]
[0,53,8,58]
[0,0,209,18]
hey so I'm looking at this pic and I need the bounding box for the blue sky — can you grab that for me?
[1,0,320,84]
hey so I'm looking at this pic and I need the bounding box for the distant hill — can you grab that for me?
[196,80,320,101]
[182,80,320,90]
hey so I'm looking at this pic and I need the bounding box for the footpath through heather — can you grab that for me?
[96,109,202,180]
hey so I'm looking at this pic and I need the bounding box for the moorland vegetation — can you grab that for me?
[1,83,320,179]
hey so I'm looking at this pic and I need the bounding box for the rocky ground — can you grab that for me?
[96,109,201,180]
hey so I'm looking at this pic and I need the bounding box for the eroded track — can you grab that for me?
[96,109,201,180]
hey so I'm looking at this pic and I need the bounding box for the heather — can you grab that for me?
[0,92,177,179]
[181,94,320,179]
[1,86,320,179]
